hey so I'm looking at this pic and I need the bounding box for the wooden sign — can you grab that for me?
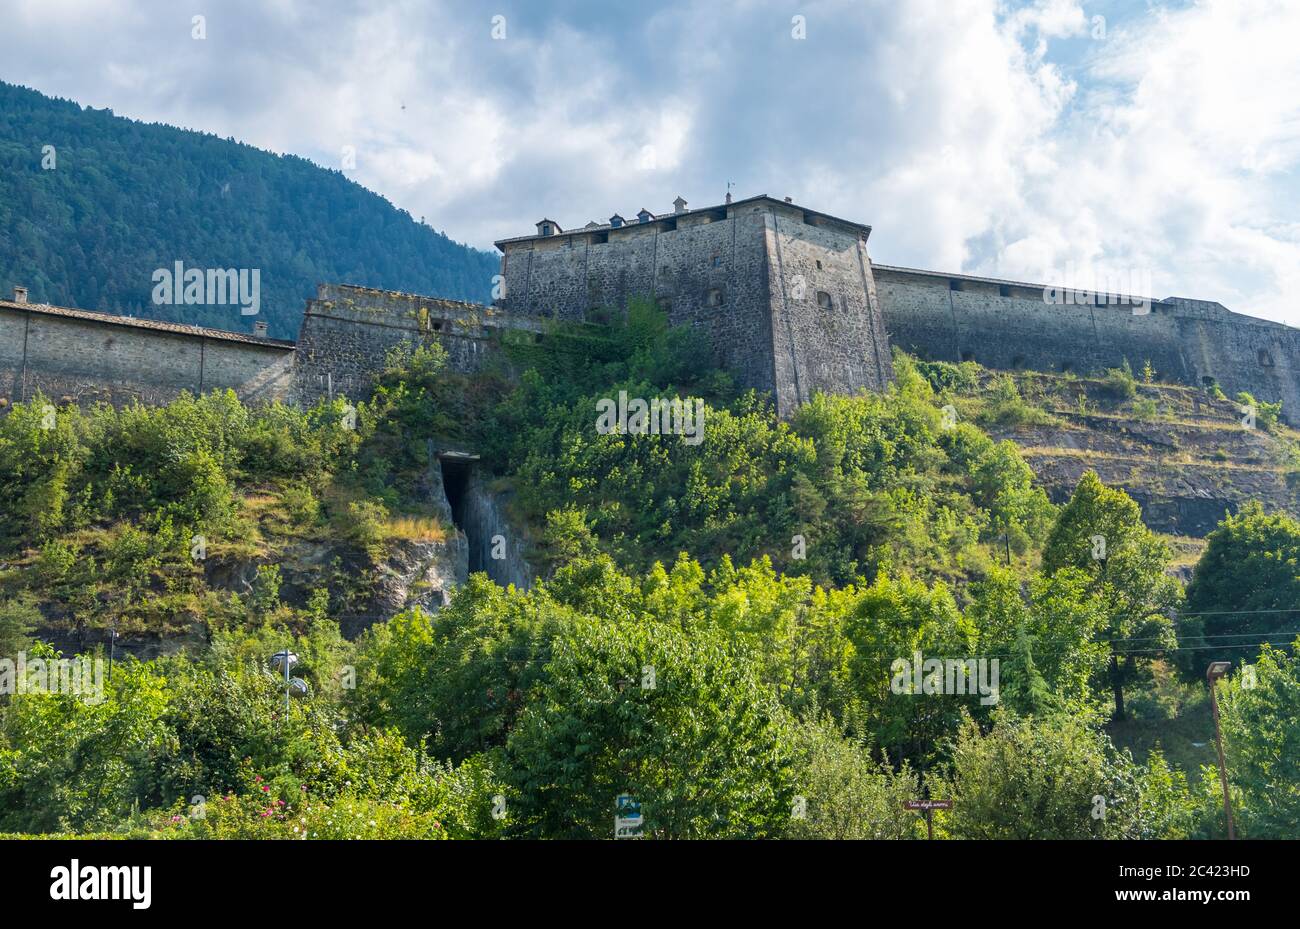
[904,799,953,811]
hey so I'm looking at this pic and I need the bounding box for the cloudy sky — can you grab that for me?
[3,0,1299,323]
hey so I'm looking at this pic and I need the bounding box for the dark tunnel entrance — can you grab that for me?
[439,456,472,533]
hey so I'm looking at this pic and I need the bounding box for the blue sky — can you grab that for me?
[3,0,1299,324]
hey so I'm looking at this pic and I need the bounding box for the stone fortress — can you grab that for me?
[4,192,1300,424]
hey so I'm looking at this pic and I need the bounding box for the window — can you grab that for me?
[707,288,725,307]
[999,284,1012,298]
[961,350,975,363]
[1259,349,1275,367]
[590,231,608,244]
[816,259,823,270]
[711,255,723,268]
[949,279,964,292]
[816,291,833,310]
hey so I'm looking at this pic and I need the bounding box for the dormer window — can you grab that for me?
[637,208,654,224]
[536,219,561,237]
[610,214,625,228]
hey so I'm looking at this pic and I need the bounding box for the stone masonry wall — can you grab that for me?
[0,301,294,408]
[293,283,542,406]
[765,206,893,415]
[502,208,777,400]
[500,200,895,414]
[873,266,1300,423]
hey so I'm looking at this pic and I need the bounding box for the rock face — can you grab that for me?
[366,536,469,633]
[989,377,1300,537]
[462,474,533,590]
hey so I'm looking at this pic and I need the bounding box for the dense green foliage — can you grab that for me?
[1180,502,1300,666]
[481,304,1054,587]
[0,304,1295,838]
[0,81,497,338]
[1041,471,1181,719]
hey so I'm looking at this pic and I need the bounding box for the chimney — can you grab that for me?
[253,320,269,337]
[673,195,688,214]
[12,286,28,304]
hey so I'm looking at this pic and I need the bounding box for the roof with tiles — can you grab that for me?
[0,298,295,348]
[494,194,873,250]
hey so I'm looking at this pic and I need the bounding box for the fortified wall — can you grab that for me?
[496,194,893,416]
[875,266,1300,419]
[0,291,294,408]
[292,283,541,407]
[3,193,1299,427]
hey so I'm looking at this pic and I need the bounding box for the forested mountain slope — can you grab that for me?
[0,82,497,339]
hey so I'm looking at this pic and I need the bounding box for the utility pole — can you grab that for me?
[1206,661,1236,840]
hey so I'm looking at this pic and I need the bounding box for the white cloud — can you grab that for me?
[1,0,1299,323]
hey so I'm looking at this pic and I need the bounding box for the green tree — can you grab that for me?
[933,710,1195,839]
[501,617,795,839]
[1181,502,1300,669]
[783,715,921,839]
[1042,471,1180,719]
[1211,643,1300,838]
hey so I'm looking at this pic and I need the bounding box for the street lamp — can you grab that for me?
[269,649,309,715]
[107,622,118,683]
[1206,661,1236,840]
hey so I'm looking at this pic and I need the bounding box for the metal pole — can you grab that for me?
[1208,679,1236,840]
[284,649,291,715]
[926,808,934,841]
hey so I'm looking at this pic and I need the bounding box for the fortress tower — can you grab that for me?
[494,194,894,416]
